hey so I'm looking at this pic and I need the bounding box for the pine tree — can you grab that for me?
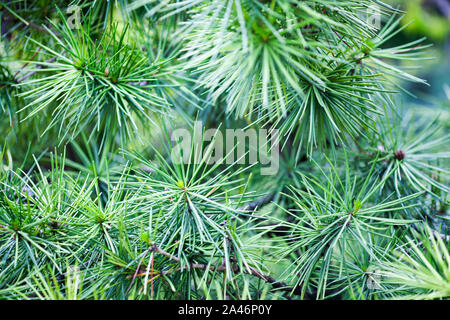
[0,0,448,300]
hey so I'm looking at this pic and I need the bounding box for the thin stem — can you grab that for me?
[16,57,56,83]
[146,244,309,298]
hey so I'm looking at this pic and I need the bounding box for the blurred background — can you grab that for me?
[386,0,449,126]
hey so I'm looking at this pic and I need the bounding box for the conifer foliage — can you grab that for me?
[0,1,448,300]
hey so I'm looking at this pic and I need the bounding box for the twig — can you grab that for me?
[1,10,60,37]
[147,244,309,298]
[238,192,274,213]
[16,56,56,83]
[13,47,41,79]
[27,21,51,34]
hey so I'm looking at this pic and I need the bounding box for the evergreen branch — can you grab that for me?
[147,244,309,297]
[0,7,59,36]
[238,192,274,213]
[0,0,447,301]
[15,56,56,83]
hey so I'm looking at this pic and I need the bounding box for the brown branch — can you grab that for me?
[16,56,56,83]
[13,48,41,79]
[238,192,274,213]
[1,10,60,37]
[147,244,309,298]
[28,22,52,34]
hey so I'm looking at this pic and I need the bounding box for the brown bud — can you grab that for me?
[394,150,405,161]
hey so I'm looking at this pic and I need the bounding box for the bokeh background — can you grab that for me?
[386,0,449,126]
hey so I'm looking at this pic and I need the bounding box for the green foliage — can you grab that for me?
[274,155,422,299]
[0,0,448,300]
[18,14,175,142]
[380,226,450,299]
[388,0,450,42]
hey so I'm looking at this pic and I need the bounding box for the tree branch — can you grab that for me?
[15,56,56,83]
[238,192,274,213]
[147,244,310,298]
[1,10,60,37]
